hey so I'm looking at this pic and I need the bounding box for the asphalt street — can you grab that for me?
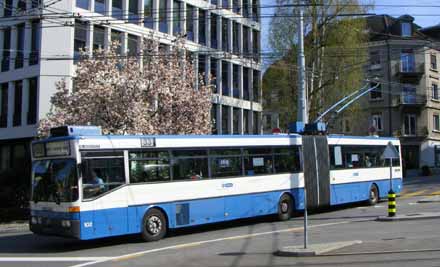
[0,175,439,267]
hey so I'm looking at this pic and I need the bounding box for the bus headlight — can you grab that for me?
[31,217,37,224]
[37,217,43,224]
[61,220,71,228]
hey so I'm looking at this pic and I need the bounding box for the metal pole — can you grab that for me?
[304,187,308,249]
[297,0,307,123]
[389,158,393,191]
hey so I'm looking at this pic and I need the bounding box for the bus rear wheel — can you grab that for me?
[277,194,294,221]
[368,184,379,206]
[141,208,167,242]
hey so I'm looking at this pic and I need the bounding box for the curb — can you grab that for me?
[377,212,440,221]
[275,240,362,257]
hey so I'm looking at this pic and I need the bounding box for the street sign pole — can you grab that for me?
[304,187,308,249]
[382,142,399,217]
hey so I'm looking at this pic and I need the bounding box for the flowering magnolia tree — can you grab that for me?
[39,39,212,136]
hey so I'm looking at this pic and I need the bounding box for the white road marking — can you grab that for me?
[374,205,384,208]
[69,220,351,267]
[0,257,113,262]
[408,202,418,205]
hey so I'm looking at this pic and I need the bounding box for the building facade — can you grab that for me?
[0,0,262,174]
[352,15,440,172]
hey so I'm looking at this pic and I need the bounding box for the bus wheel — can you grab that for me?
[368,184,379,206]
[277,194,293,221]
[141,209,167,242]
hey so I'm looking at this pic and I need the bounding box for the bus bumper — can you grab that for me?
[30,217,81,239]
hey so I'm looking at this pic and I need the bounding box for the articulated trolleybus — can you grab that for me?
[30,126,402,241]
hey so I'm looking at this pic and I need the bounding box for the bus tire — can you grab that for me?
[368,184,379,206]
[141,208,167,242]
[277,194,293,221]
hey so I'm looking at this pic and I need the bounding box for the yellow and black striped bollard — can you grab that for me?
[388,190,396,217]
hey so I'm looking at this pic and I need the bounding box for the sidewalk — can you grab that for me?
[0,221,29,234]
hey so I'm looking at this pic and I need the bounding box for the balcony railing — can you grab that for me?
[397,94,426,106]
[394,128,428,138]
[395,63,424,78]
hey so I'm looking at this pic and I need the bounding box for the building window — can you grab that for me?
[211,14,218,49]
[403,114,416,136]
[233,108,240,134]
[4,0,12,17]
[0,83,8,128]
[222,18,228,52]
[432,83,439,100]
[186,5,194,41]
[252,30,260,62]
[95,0,105,15]
[401,22,411,37]
[222,61,229,96]
[252,0,259,22]
[127,34,138,57]
[401,51,415,72]
[27,78,38,125]
[159,0,168,33]
[253,70,260,102]
[93,25,105,51]
[210,58,217,93]
[76,0,89,9]
[198,9,206,45]
[13,81,22,127]
[370,51,380,66]
[0,145,11,171]
[233,65,239,98]
[233,22,239,55]
[243,109,249,134]
[243,26,250,57]
[198,54,206,83]
[144,0,153,28]
[74,21,87,59]
[30,20,40,65]
[128,0,139,23]
[112,0,123,20]
[253,111,259,134]
[15,24,25,69]
[370,83,382,100]
[243,0,250,18]
[433,114,440,131]
[16,0,26,12]
[222,105,229,134]
[233,0,240,13]
[2,28,11,72]
[402,85,416,104]
[172,0,181,36]
[371,113,383,132]
[243,68,249,100]
[431,54,437,70]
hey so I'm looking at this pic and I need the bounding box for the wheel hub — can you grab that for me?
[281,202,289,213]
[147,216,162,235]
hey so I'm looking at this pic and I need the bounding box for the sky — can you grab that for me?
[260,0,440,65]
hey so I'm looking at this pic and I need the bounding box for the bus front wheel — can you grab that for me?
[277,194,294,221]
[141,208,167,242]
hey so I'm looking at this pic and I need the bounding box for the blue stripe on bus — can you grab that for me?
[75,178,402,240]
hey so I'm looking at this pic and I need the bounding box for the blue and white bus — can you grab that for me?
[29,126,402,241]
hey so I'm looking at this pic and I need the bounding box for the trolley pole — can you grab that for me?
[297,0,307,124]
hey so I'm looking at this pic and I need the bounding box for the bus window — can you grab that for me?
[171,150,208,181]
[273,146,301,173]
[129,151,170,183]
[243,148,273,175]
[81,157,125,199]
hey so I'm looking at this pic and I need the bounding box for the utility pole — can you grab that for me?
[297,0,308,124]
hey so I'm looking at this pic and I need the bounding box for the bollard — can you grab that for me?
[388,190,396,217]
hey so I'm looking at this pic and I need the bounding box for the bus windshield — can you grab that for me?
[32,159,79,203]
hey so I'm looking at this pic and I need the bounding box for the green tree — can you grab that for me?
[264,0,373,130]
